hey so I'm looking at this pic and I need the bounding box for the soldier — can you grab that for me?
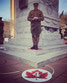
[27,2,44,50]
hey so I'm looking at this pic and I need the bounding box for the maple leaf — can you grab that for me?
[26,72,36,78]
[39,72,48,79]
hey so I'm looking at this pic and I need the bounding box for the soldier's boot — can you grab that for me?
[31,45,35,49]
[35,45,38,50]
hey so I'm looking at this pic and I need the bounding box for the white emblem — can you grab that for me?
[22,69,52,82]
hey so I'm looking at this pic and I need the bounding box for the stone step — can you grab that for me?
[1,44,67,68]
[40,39,64,46]
[16,33,61,39]
[3,43,67,53]
[6,38,64,47]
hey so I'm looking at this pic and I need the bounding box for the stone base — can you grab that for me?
[1,44,67,68]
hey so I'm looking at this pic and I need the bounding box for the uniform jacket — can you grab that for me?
[27,9,44,35]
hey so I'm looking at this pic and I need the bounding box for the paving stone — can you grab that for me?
[0,55,19,66]
[0,78,16,83]
[51,76,67,83]
[0,54,67,83]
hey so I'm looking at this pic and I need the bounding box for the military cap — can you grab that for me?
[33,1,39,6]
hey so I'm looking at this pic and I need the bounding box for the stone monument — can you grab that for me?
[1,0,67,67]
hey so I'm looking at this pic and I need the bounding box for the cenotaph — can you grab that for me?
[1,0,67,67]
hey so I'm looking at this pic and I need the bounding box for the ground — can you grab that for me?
[0,52,67,83]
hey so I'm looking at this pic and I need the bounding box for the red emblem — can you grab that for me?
[25,70,48,79]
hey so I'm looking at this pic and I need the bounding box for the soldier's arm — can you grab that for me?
[38,11,44,21]
[27,11,33,22]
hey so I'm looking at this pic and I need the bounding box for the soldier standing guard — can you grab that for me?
[27,2,44,50]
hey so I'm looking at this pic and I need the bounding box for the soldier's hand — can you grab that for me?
[32,17,39,20]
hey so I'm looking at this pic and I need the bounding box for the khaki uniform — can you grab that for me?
[27,9,44,36]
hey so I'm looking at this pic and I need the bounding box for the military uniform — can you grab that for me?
[27,9,44,37]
